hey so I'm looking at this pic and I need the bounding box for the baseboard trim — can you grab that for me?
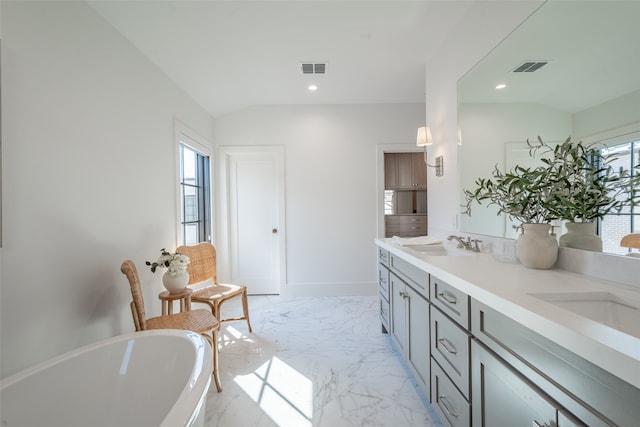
[281,282,378,297]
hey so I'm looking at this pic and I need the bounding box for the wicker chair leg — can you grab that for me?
[241,289,253,333]
[212,329,222,392]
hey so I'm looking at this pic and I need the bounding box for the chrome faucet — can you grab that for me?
[447,235,482,252]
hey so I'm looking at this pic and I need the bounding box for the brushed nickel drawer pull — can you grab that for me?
[438,396,459,418]
[438,338,458,355]
[438,291,457,305]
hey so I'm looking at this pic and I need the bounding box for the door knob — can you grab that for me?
[272,228,278,234]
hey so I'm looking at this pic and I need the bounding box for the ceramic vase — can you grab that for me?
[559,222,603,252]
[516,223,558,270]
[162,270,189,293]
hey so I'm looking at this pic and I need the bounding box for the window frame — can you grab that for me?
[594,132,640,254]
[175,121,213,246]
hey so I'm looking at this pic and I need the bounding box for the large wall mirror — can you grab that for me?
[458,0,640,254]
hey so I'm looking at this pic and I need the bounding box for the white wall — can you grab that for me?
[213,104,425,296]
[1,1,214,378]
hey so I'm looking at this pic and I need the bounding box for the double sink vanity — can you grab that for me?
[375,238,640,427]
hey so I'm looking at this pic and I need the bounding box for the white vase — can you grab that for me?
[162,270,189,293]
[559,222,603,252]
[516,223,558,270]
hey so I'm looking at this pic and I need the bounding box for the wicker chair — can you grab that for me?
[620,233,640,249]
[176,243,253,333]
[120,260,222,392]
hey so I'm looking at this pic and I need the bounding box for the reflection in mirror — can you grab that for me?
[457,0,640,256]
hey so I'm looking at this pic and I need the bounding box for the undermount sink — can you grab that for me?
[530,291,640,338]
[406,244,471,256]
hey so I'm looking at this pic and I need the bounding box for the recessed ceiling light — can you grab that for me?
[308,84,318,91]
[495,83,507,90]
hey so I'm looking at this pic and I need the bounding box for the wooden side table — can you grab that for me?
[158,287,193,315]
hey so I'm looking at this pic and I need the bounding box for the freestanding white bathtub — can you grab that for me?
[1,330,213,427]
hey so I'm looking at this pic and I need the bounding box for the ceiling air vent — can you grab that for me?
[512,61,549,73]
[300,63,327,74]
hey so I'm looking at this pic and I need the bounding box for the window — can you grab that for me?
[179,140,211,246]
[598,140,639,254]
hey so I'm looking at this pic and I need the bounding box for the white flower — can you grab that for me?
[146,249,190,277]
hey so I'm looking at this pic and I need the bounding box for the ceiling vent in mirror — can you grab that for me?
[301,63,327,74]
[512,61,549,73]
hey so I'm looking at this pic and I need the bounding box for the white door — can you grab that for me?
[218,146,285,294]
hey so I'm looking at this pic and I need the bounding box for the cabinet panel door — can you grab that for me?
[407,286,430,392]
[384,153,398,189]
[390,273,407,352]
[412,152,427,189]
[396,153,414,188]
[558,410,587,427]
[472,340,559,427]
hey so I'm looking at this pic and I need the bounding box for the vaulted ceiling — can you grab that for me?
[88,1,539,118]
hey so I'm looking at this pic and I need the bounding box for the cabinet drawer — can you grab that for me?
[430,276,469,330]
[379,294,390,331]
[377,264,390,302]
[431,359,471,427]
[431,306,471,399]
[390,253,428,298]
[389,224,426,233]
[378,247,389,267]
[397,215,427,226]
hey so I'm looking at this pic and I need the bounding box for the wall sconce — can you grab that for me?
[416,126,443,177]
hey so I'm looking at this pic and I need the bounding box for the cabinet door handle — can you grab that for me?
[438,291,457,305]
[438,338,458,355]
[438,396,459,418]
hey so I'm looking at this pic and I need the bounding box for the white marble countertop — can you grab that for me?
[375,238,640,389]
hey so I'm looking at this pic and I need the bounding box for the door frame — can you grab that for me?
[376,144,425,238]
[216,145,286,293]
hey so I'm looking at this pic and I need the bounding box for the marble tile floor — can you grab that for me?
[203,295,443,427]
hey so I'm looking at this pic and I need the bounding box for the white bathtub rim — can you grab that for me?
[1,329,213,427]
